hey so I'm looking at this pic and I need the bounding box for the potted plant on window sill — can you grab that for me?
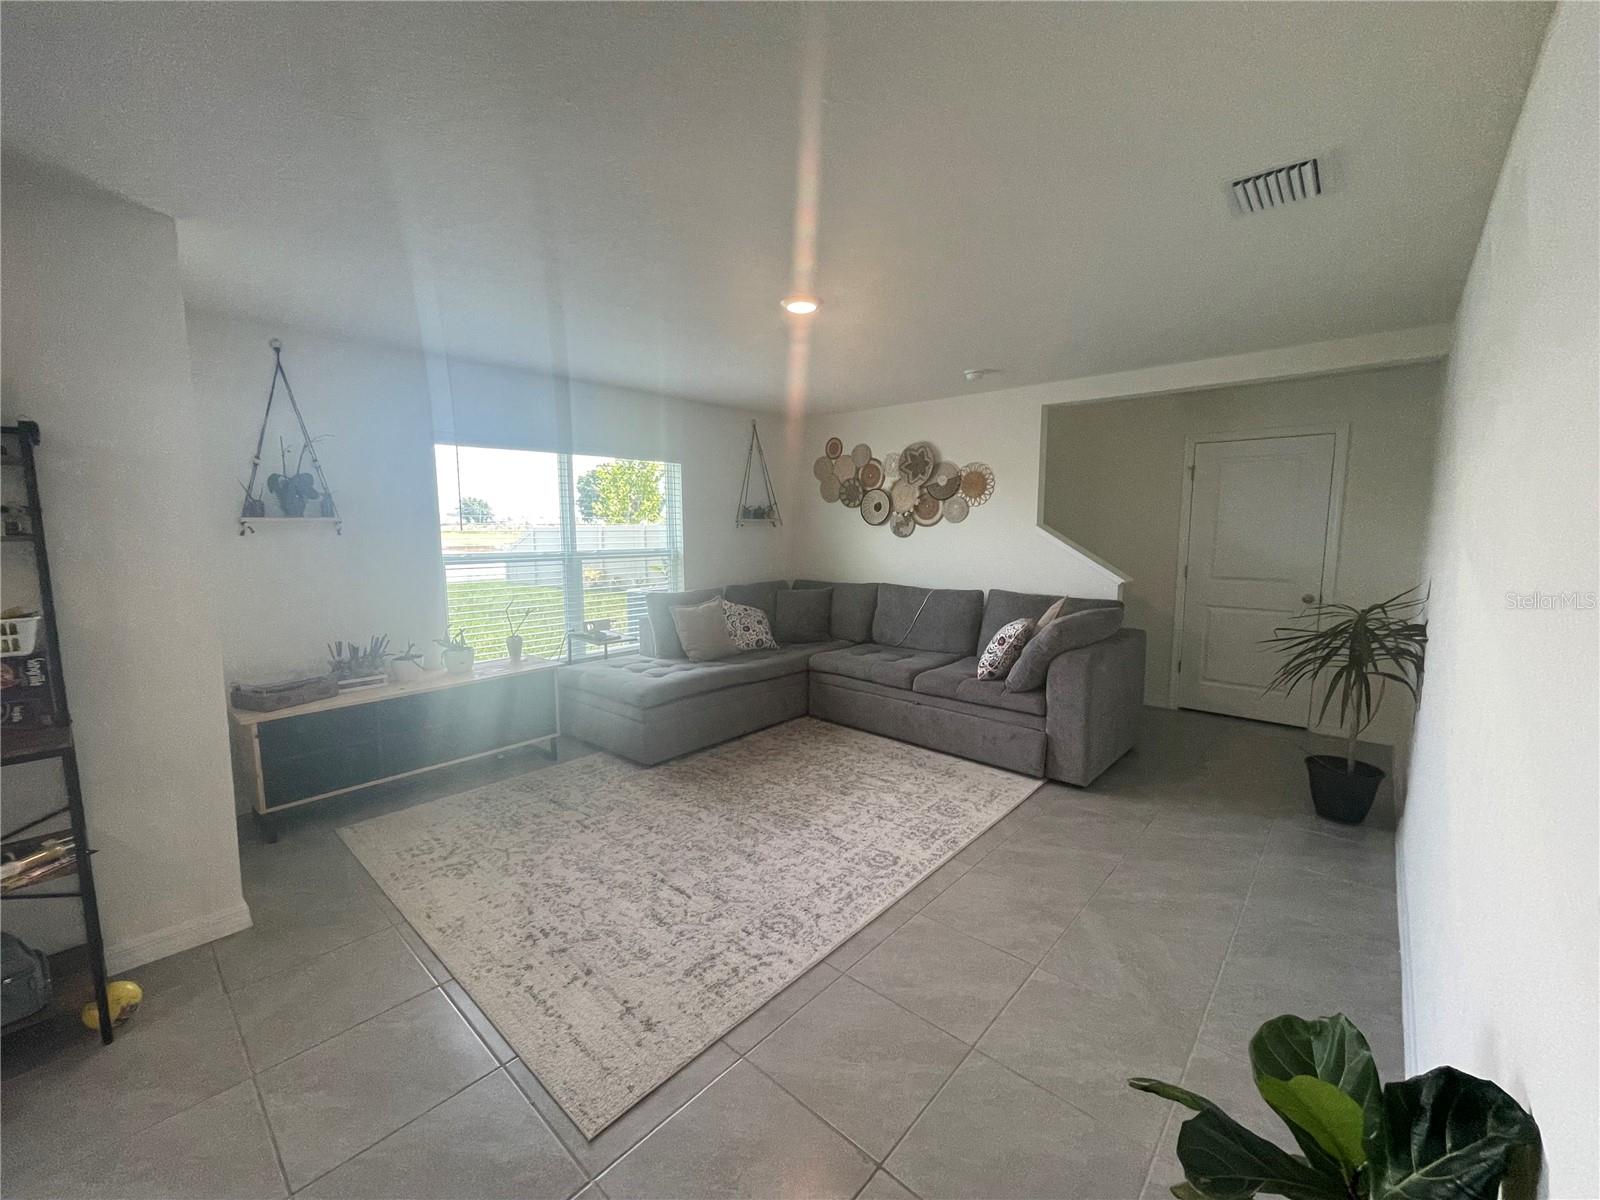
[436,628,475,675]
[1263,588,1427,825]
[328,635,390,691]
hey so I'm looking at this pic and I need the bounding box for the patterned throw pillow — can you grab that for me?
[976,616,1035,680]
[723,600,779,652]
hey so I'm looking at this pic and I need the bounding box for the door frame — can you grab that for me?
[1166,422,1351,726]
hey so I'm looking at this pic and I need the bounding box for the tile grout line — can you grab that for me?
[868,850,1131,1177]
[233,942,440,1076]
[286,1061,503,1196]
[4,944,280,1191]
[213,942,296,1200]
[433,989,593,1189]
[1134,812,1278,1198]
[584,1052,746,1190]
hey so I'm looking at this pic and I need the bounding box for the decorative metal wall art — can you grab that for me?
[816,438,993,537]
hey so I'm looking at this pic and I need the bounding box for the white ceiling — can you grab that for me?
[1,3,1549,412]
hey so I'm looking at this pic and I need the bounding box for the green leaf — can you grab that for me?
[1128,1079,1349,1200]
[1368,1067,1541,1200]
[1250,1014,1383,1179]
[1256,1076,1367,1172]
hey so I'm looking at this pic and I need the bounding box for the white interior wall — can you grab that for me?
[787,326,1450,612]
[188,311,792,812]
[1041,363,1442,744]
[1398,5,1598,1196]
[1,162,249,970]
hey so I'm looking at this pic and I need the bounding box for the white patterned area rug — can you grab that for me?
[338,717,1037,1137]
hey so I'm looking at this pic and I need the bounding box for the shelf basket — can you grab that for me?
[0,615,41,658]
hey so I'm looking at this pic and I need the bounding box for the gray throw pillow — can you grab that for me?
[670,597,740,662]
[1005,605,1124,691]
[775,586,832,644]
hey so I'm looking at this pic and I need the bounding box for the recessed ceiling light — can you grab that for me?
[780,295,820,315]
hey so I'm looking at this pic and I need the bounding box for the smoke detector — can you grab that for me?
[963,367,1002,383]
[1230,157,1322,214]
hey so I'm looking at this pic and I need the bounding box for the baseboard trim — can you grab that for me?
[104,900,254,974]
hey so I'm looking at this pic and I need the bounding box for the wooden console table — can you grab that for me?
[228,658,559,838]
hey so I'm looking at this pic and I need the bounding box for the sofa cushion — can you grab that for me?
[671,597,740,662]
[775,587,832,644]
[1005,604,1125,691]
[977,617,1035,680]
[978,590,1121,649]
[723,601,779,652]
[559,643,843,709]
[645,587,723,658]
[870,584,984,655]
[793,579,878,643]
[913,657,1049,716]
[808,642,963,690]
[723,579,789,624]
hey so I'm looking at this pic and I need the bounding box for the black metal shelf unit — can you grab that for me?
[1,421,114,1043]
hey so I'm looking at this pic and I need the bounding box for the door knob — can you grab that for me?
[1301,593,1317,605]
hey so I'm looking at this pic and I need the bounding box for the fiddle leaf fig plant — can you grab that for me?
[1130,1014,1541,1200]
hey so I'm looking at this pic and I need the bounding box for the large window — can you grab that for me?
[435,445,683,662]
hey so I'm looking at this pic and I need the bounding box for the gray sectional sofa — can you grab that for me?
[557,578,1145,786]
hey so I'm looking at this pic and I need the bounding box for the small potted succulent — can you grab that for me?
[388,642,425,684]
[327,635,390,690]
[504,603,534,663]
[1263,588,1427,825]
[436,628,475,675]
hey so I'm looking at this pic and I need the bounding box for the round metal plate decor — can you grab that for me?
[913,490,943,525]
[925,461,962,500]
[839,478,864,507]
[812,455,834,482]
[819,475,841,503]
[860,488,892,525]
[824,436,844,460]
[898,441,937,486]
[959,462,996,505]
[890,479,919,513]
[832,455,857,482]
[881,450,900,480]
[858,459,884,490]
[850,443,873,468]
[890,512,917,538]
[943,495,970,523]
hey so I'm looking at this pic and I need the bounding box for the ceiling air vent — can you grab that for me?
[1230,157,1321,214]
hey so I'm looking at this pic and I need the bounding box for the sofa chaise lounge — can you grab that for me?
[556,579,1144,786]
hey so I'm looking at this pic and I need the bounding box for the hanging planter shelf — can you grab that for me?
[735,420,781,527]
[238,339,342,536]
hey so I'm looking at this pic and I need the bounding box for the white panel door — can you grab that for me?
[1175,433,1337,725]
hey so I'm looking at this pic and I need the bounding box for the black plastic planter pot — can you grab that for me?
[1304,755,1385,825]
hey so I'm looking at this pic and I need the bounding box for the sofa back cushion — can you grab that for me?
[723,579,789,625]
[774,587,833,644]
[645,587,723,658]
[1005,603,1125,691]
[670,597,741,662]
[871,583,985,655]
[978,590,1121,650]
[792,579,879,643]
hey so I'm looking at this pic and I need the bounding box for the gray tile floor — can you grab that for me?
[1,710,1402,1199]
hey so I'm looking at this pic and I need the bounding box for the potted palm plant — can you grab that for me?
[1264,588,1427,824]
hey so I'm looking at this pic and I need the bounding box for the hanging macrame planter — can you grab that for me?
[736,420,781,527]
[238,339,341,535]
